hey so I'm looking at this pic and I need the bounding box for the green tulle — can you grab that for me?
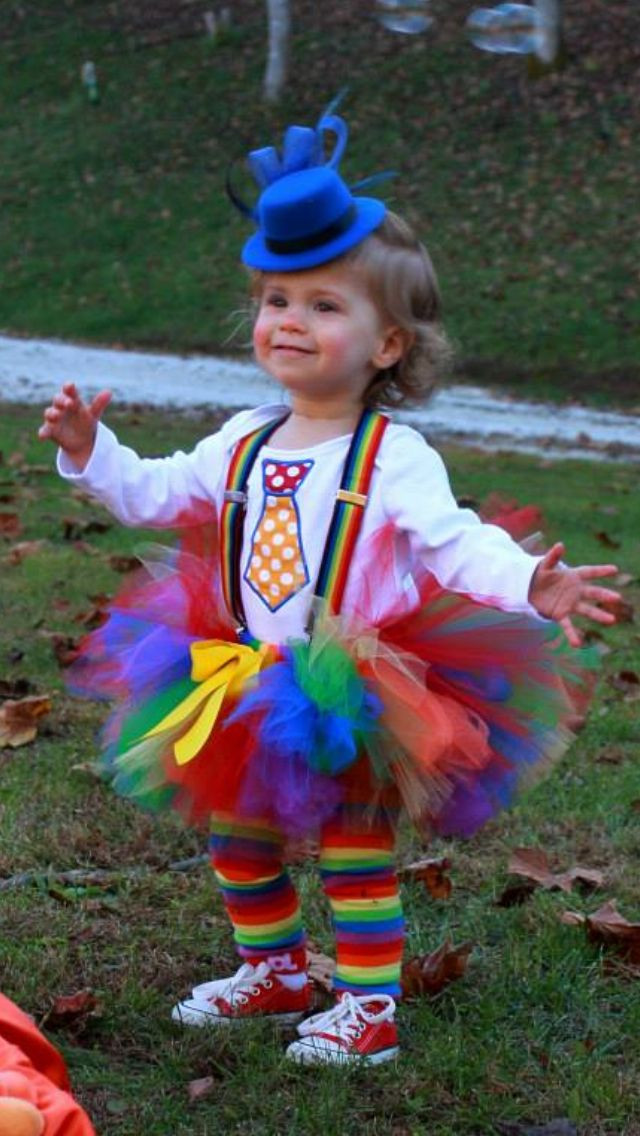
[115,675,198,752]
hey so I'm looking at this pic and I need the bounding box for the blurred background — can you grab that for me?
[1,0,638,407]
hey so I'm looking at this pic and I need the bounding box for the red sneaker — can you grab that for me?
[171,960,311,1027]
[285,992,399,1065]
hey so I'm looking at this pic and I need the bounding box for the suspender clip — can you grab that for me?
[224,490,248,506]
[336,488,368,507]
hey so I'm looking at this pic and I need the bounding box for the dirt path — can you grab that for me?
[2,334,639,462]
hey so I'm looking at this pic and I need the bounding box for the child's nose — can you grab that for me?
[279,305,306,331]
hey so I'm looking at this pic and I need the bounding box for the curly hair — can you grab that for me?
[344,210,452,408]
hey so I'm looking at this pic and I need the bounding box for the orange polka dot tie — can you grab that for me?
[245,459,313,610]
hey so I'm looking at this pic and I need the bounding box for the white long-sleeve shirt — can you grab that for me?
[58,404,542,643]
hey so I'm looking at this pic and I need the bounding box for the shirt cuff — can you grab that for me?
[56,422,110,481]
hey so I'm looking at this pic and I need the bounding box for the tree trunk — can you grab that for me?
[264,0,291,103]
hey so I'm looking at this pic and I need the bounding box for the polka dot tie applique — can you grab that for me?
[245,459,313,611]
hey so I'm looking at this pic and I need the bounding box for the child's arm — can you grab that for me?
[39,386,283,530]
[528,541,619,647]
[38,382,111,470]
[381,427,621,634]
[38,380,222,528]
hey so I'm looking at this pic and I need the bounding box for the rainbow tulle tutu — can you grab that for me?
[69,518,598,838]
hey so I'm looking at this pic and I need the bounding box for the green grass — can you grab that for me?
[1,1,639,405]
[1,402,639,1134]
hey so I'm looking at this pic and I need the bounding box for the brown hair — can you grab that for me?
[344,210,452,408]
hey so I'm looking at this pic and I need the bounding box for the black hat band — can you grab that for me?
[264,204,357,255]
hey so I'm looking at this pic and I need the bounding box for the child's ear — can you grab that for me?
[372,326,413,371]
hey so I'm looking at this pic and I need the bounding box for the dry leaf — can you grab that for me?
[595,745,626,765]
[72,540,101,556]
[62,516,112,541]
[608,670,640,701]
[0,512,21,538]
[5,540,47,565]
[507,847,603,894]
[39,631,82,667]
[43,990,100,1031]
[187,1076,215,1103]
[0,678,34,699]
[306,948,336,995]
[600,596,634,623]
[0,695,52,747]
[561,900,640,964]
[399,856,452,899]
[108,554,140,573]
[73,605,108,630]
[401,938,473,1000]
[495,879,538,908]
[593,531,621,549]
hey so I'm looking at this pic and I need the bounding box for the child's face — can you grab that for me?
[252,261,401,407]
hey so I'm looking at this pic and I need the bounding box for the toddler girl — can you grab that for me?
[39,109,619,1067]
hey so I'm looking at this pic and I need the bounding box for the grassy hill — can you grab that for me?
[1,0,638,405]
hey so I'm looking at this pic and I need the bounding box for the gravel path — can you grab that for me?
[2,334,638,462]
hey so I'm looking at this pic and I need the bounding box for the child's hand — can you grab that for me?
[529,541,621,647]
[38,382,112,470]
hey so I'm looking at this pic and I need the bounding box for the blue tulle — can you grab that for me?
[227,652,383,777]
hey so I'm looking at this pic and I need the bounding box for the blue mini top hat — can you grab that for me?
[231,107,388,272]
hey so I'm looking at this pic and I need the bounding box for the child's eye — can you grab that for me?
[264,293,286,308]
[315,300,338,312]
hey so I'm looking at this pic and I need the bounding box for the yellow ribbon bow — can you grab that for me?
[143,639,271,766]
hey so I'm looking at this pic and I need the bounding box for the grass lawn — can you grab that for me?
[1,0,639,406]
[1,401,639,1135]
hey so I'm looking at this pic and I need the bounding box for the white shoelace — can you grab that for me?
[216,961,275,1007]
[296,992,395,1043]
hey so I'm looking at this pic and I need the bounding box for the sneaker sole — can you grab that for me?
[171,1006,306,1028]
[286,1044,400,1066]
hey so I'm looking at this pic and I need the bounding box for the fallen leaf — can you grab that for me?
[188,1076,215,1103]
[399,856,452,899]
[72,540,101,556]
[401,939,473,999]
[42,989,100,1031]
[0,512,21,538]
[0,695,52,747]
[614,572,635,587]
[507,847,603,894]
[561,899,640,964]
[5,540,47,565]
[0,678,34,699]
[306,948,336,995]
[62,516,112,541]
[495,879,538,907]
[600,596,634,623]
[108,554,140,573]
[38,632,82,667]
[607,670,640,701]
[595,745,626,765]
[73,605,108,630]
[70,761,103,780]
[593,530,620,548]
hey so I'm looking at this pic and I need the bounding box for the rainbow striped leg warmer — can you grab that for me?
[319,807,405,998]
[209,817,306,968]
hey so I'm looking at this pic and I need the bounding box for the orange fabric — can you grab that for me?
[0,995,95,1136]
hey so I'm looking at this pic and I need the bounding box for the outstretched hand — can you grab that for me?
[38,382,112,470]
[529,541,621,647]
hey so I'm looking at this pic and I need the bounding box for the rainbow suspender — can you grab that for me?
[221,407,389,634]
